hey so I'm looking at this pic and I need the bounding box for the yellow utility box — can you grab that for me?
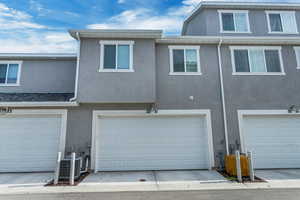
[225,155,249,177]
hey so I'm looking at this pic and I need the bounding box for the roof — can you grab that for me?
[0,93,75,102]
[69,29,163,40]
[0,53,77,60]
[182,1,300,35]
[156,36,300,45]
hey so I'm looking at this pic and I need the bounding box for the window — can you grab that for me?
[169,46,201,75]
[219,10,250,33]
[99,41,134,72]
[0,61,21,86]
[230,46,284,75]
[266,11,298,34]
[294,47,300,69]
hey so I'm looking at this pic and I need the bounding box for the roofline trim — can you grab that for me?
[69,29,163,39]
[0,101,79,107]
[156,36,300,45]
[0,53,77,59]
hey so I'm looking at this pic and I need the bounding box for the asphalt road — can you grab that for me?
[1,189,300,200]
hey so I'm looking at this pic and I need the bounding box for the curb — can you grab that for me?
[1,180,300,195]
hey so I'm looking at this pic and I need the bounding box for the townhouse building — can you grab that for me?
[1,1,300,172]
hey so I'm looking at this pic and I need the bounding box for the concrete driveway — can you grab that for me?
[0,173,53,188]
[256,169,300,181]
[80,170,228,188]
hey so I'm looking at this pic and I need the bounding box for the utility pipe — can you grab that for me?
[70,32,81,102]
[217,39,229,155]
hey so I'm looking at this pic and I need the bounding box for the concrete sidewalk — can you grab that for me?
[80,170,228,186]
[0,173,52,188]
[1,170,300,195]
[256,169,300,181]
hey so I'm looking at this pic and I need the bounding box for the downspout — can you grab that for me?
[70,32,81,102]
[217,38,229,155]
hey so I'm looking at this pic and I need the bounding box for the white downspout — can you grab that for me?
[218,38,229,155]
[70,32,81,102]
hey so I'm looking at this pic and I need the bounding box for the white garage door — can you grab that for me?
[94,113,213,172]
[0,112,65,172]
[242,115,300,169]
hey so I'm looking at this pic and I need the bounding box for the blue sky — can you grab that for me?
[0,0,297,53]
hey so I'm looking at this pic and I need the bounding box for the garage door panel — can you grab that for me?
[0,114,63,172]
[243,115,300,169]
[95,115,210,171]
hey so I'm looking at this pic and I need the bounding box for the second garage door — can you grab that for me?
[241,114,300,169]
[93,111,213,172]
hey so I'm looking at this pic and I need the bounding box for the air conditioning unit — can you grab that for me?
[59,156,82,180]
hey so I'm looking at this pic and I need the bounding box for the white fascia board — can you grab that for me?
[156,36,300,45]
[0,53,77,59]
[0,101,79,107]
[69,29,163,39]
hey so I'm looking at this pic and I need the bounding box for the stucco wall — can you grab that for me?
[0,59,76,93]
[77,38,156,103]
[184,8,300,37]
[220,45,300,152]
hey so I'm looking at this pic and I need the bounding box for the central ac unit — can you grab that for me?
[59,156,82,180]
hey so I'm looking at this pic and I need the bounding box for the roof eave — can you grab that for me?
[69,29,163,39]
[156,36,300,45]
[0,53,77,60]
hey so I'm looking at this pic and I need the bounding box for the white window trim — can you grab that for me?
[230,46,285,75]
[294,47,300,69]
[99,40,134,72]
[168,45,201,75]
[218,10,251,34]
[266,11,299,34]
[0,60,22,86]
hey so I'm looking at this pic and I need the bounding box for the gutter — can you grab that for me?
[70,32,81,102]
[0,101,79,107]
[156,36,300,45]
[217,38,229,155]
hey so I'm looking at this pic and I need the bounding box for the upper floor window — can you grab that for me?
[294,47,300,69]
[218,10,250,33]
[230,46,284,75]
[169,46,201,75]
[0,61,21,86]
[99,40,134,72]
[266,11,298,34]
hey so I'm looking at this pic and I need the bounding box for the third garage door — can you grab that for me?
[242,115,300,169]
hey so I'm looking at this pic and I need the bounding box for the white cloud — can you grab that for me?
[0,31,76,53]
[87,0,204,34]
[87,8,186,34]
[0,2,76,53]
[0,2,46,29]
[118,0,126,4]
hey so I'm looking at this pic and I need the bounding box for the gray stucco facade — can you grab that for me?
[220,45,300,153]
[183,7,300,37]
[0,59,76,94]
[77,38,156,103]
[2,2,300,170]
